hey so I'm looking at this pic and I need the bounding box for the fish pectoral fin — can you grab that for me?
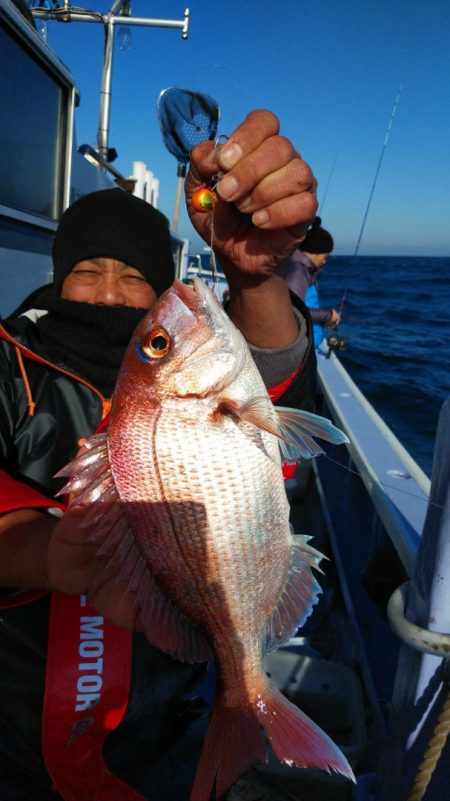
[263,533,325,655]
[216,399,349,464]
[217,395,281,438]
[275,407,349,462]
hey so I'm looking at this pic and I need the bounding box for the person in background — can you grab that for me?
[0,109,318,801]
[284,215,340,348]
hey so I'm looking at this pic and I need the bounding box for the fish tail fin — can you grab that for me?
[254,683,355,782]
[190,683,355,801]
[190,693,267,801]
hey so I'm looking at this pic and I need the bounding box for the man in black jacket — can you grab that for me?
[0,109,318,800]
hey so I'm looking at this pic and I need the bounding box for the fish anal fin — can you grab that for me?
[263,534,325,655]
[135,564,212,664]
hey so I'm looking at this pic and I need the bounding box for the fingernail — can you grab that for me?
[217,174,239,200]
[239,195,252,210]
[252,209,269,226]
[220,142,243,169]
[205,148,219,166]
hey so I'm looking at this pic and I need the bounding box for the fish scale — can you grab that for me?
[110,402,288,639]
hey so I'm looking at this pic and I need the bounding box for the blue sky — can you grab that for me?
[43,0,450,256]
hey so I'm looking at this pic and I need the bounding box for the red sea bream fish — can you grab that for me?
[58,278,354,799]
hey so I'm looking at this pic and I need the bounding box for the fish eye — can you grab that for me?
[141,326,172,359]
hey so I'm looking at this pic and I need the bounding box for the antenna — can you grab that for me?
[354,82,403,257]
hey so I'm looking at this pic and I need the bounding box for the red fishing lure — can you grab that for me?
[191,185,217,212]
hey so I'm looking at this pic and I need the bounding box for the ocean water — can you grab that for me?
[319,256,450,478]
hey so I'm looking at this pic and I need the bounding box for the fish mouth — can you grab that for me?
[172,277,246,391]
[172,278,204,310]
[173,278,233,336]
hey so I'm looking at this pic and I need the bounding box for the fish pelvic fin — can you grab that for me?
[254,684,355,781]
[190,692,267,801]
[263,533,326,655]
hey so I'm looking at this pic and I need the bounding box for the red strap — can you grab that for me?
[0,471,65,609]
[268,369,303,480]
[268,365,301,403]
[0,469,65,515]
[42,592,146,801]
[282,462,298,480]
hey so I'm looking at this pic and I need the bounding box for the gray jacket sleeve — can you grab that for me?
[248,307,308,388]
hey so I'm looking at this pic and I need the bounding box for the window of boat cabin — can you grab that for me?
[0,19,67,219]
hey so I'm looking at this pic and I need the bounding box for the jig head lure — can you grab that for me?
[191,185,217,212]
[191,134,229,213]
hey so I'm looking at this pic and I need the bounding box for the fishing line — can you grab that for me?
[322,453,446,511]
[187,64,244,296]
[188,64,244,134]
[318,152,338,217]
[330,83,403,336]
[207,135,229,295]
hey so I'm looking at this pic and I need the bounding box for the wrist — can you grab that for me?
[228,274,298,348]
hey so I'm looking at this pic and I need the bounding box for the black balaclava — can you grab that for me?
[31,189,175,397]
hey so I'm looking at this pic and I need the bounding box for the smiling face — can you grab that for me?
[61,257,158,309]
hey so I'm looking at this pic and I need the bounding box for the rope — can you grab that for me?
[406,684,450,801]
[14,346,36,417]
[0,321,109,418]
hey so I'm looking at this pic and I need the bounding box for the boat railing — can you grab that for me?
[316,343,430,578]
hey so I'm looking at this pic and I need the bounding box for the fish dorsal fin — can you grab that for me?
[263,531,326,655]
[55,433,211,664]
[275,407,349,462]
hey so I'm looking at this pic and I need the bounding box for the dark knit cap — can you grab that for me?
[52,189,175,296]
[299,216,334,254]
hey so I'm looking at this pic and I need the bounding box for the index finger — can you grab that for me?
[218,109,280,171]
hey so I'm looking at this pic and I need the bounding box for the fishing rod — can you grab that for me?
[354,81,403,257]
[325,287,348,358]
[327,83,403,357]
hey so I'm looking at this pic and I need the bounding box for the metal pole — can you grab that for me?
[31,5,191,163]
[172,163,186,232]
[354,82,403,257]
[31,9,190,33]
[110,0,127,14]
[98,18,114,159]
